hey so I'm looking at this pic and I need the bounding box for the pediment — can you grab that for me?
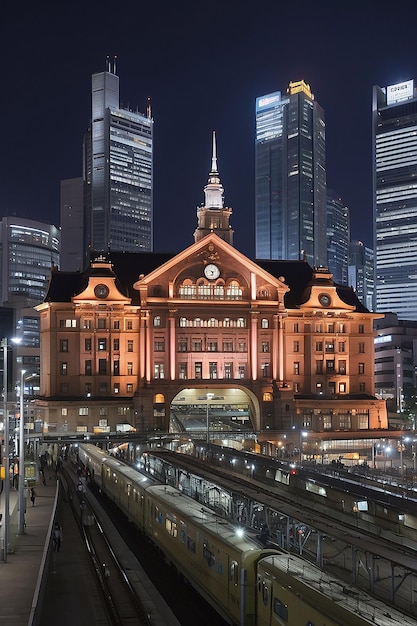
[133,233,289,303]
[72,260,131,304]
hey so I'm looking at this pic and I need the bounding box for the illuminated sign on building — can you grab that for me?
[374,334,392,345]
[256,92,281,111]
[386,80,414,105]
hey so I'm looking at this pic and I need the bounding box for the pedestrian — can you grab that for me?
[30,487,36,507]
[52,522,62,552]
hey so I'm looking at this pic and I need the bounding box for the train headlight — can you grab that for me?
[236,528,244,539]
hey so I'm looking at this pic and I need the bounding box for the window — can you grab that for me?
[238,342,246,352]
[79,407,89,416]
[127,362,133,376]
[195,362,202,379]
[237,318,245,328]
[85,360,92,376]
[327,323,334,333]
[98,318,106,329]
[207,341,218,352]
[293,362,300,375]
[113,360,120,375]
[359,382,366,392]
[339,382,346,393]
[127,383,133,392]
[326,360,335,373]
[273,598,288,621]
[99,359,107,374]
[359,324,364,334]
[99,407,108,416]
[261,318,269,329]
[316,382,323,392]
[61,408,67,416]
[359,342,365,353]
[154,364,165,379]
[113,338,119,351]
[339,323,346,333]
[127,340,133,352]
[113,320,120,330]
[226,281,242,300]
[294,323,299,333]
[238,365,245,379]
[209,362,218,379]
[60,319,76,328]
[293,341,299,352]
[126,320,133,330]
[154,316,161,327]
[192,340,202,351]
[325,342,334,353]
[154,340,165,352]
[223,341,233,352]
[315,323,323,333]
[60,362,68,376]
[261,362,270,377]
[179,363,187,379]
[359,362,365,374]
[339,360,346,374]
[224,363,232,378]
[114,383,120,394]
[178,339,187,352]
[315,341,323,352]
[316,360,323,374]
[179,317,186,327]
[261,342,270,353]
[83,319,92,329]
[339,342,345,353]
[85,338,91,351]
[60,339,68,352]
[98,338,107,351]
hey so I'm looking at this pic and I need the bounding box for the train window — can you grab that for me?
[203,544,215,569]
[166,517,178,538]
[231,561,239,585]
[273,598,288,621]
[180,530,186,543]
[218,560,223,575]
[262,583,269,606]
[187,537,196,553]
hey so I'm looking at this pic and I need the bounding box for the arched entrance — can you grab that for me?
[169,387,258,436]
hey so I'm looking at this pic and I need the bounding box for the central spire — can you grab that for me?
[194,132,234,245]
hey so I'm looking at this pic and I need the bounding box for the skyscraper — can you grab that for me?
[84,60,153,254]
[373,79,417,319]
[348,240,374,311]
[327,190,349,285]
[255,80,326,266]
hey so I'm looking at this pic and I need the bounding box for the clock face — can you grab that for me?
[204,263,220,280]
[94,284,109,299]
[318,292,331,307]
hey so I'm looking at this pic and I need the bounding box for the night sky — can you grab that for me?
[2,1,417,259]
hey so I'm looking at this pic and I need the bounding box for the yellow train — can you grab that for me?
[78,443,415,626]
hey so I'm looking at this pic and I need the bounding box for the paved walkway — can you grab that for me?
[0,472,57,625]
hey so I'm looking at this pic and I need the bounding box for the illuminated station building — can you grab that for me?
[35,135,386,454]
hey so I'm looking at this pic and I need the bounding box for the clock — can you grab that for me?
[204,263,220,280]
[318,293,331,307]
[94,284,109,299]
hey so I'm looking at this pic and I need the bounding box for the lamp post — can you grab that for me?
[206,393,214,444]
[18,369,26,535]
[1,338,9,561]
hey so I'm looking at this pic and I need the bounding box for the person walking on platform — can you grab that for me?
[52,522,62,552]
[30,487,36,506]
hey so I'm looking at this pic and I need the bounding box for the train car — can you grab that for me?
[78,444,417,626]
[257,553,412,626]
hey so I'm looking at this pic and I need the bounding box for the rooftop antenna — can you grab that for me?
[113,55,117,75]
[106,55,110,72]
[147,97,152,119]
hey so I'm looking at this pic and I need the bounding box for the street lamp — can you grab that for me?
[1,338,9,561]
[206,393,214,444]
[18,369,26,534]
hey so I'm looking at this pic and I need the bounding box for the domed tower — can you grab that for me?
[193,131,234,245]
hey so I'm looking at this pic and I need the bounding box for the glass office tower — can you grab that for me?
[327,190,349,285]
[84,63,153,253]
[373,80,417,319]
[255,81,327,266]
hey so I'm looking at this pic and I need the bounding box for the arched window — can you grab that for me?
[263,392,273,402]
[208,318,218,327]
[154,393,165,403]
[194,318,202,327]
[178,281,196,299]
[154,315,161,327]
[261,318,269,329]
[223,318,230,327]
[237,318,245,327]
[226,280,242,300]
[179,317,186,327]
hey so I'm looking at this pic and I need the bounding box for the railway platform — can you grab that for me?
[0,467,109,626]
